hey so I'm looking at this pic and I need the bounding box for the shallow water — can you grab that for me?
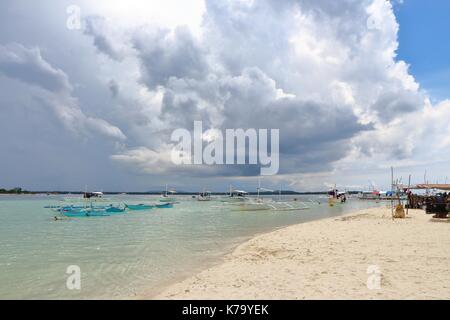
[0,194,384,299]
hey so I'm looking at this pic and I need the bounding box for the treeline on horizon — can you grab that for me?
[0,187,32,194]
[0,188,362,195]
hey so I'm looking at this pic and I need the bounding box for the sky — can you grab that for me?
[0,0,449,192]
[395,0,450,102]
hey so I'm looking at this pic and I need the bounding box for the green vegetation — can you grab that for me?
[0,187,31,194]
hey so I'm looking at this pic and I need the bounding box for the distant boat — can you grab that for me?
[197,190,212,201]
[221,187,249,202]
[84,191,103,198]
[63,191,112,203]
[160,184,176,202]
[238,181,275,210]
[328,187,346,206]
[357,190,406,200]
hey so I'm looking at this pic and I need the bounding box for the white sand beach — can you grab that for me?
[153,207,450,300]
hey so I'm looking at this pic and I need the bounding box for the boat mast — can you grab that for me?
[84,184,88,208]
[257,176,261,199]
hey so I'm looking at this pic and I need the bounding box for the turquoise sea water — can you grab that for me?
[0,194,384,299]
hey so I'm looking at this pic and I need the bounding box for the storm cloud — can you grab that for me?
[0,0,449,191]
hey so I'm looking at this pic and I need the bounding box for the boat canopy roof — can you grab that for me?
[258,187,274,192]
[411,184,450,191]
[233,190,248,194]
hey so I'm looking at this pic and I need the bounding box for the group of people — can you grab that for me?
[407,191,450,218]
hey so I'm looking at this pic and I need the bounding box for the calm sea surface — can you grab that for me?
[0,194,384,299]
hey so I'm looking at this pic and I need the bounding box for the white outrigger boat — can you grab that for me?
[62,191,114,203]
[231,180,309,212]
[197,190,212,201]
[220,185,250,202]
[160,184,176,203]
[233,198,309,211]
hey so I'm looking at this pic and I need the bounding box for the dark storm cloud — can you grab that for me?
[133,26,209,90]
[84,16,124,61]
[0,43,125,140]
[159,89,213,130]
[371,90,423,122]
[215,68,371,174]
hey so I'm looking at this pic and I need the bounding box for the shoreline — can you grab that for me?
[135,202,370,299]
[140,205,360,299]
[150,206,450,300]
[134,236,255,299]
[137,225,307,299]
[145,206,379,299]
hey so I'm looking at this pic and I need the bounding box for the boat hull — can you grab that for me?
[155,203,173,208]
[125,204,154,210]
[105,207,126,213]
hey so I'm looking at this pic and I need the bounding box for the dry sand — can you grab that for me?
[153,207,450,299]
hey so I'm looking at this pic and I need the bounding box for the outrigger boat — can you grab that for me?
[160,184,177,202]
[232,197,273,211]
[47,192,126,217]
[233,198,309,211]
[197,190,212,201]
[57,205,126,217]
[50,204,110,210]
[231,180,310,212]
[236,184,276,210]
[328,186,347,207]
[124,202,174,210]
[221,186,249,202]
